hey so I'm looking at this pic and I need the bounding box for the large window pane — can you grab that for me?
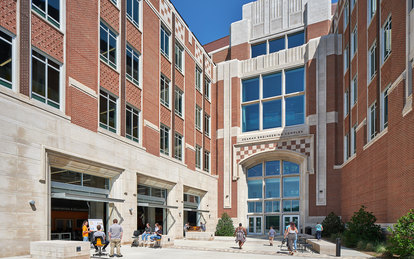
[0,31,12,87]
[285,67,304,94]
[263,99,282,129]
[48,0,60,22]
[283,177,300,198]
[242,77,259,102]
[269,38,285,53]
[99,93,108,126]
[247,164,262,178]
[248,180,262,199]
[285,95,304,126]
[265,161,280,176]
[265,215,280,233]
[242,103,259,132]
[265,178,280,198]
[292,200,299,212]
[283,161,299,175]
[288,31,304,48]
[248,202,255,213]
[251,42,266,58]
[83,174,108,189]
[32,58,46,97]
[265,201,280,213]
[51,168,81,185]
[263,73,281,98]
[47,65,60,103]
[100,25,108,58]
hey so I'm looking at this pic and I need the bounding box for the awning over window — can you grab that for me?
[52,192,124,203]
[138,202,178,209]
[183,208,210,213]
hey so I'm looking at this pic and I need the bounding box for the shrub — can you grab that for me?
[321,212,345,237]
[215,213,235,236]
[343,205,382,248]
[365,242,374,251]
[387,209,414,257]
[375,244,387,254]
[357,240,366,250]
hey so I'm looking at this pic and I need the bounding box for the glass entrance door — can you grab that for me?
[248,216,262,235]
[283,215,299,232]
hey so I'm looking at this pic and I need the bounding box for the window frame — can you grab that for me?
[160,124,170,155]
[351,124,357,155]
[381,16,392,64]
[204,113,210,137]
[368,0,377,24]
[126,0,140,27]
[344,90,349,117]
[174,132,183,161]
[351,75,357,106]
[31,0,61,28]
[195,66,202,93]
[99,89,118,133]
[160,74,170,108]
[31,48,62,109]
[174,42,184,72]
[126,44,140,86]
[0,29,14,89]
[204,78,211,101]
[344,133,349,161]
[381,86,389,130]
[174,87,183,117]
[126,104,140,143]
[160,25,171,59]
[351,26,358,58]
[344,46,349,73]
[368,102,377,141]
[100,21,118,69]
[203,150,210,173]
[368,42,377,82]
[195,145,202,169]
[195,105,202,131]
[343,1,349,30]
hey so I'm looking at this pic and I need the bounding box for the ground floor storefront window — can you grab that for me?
[246,160,300,235]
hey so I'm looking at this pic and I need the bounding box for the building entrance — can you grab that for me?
[283,215,299,232]
[248,216,263,235]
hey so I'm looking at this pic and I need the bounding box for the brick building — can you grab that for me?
[0,0,413,257]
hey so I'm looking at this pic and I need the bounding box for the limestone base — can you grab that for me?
[30,240,90,259]
[185,232,215,240]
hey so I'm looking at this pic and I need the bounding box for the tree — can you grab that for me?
[321,212,345,237]
[343,205,382,247]
[215,213,235,236]
[387,209,414,257]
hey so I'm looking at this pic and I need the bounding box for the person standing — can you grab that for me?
[234,223,247,249]
[82,220,91,242]
[268,226,276,246]
[108,219,123,257]
[284,222,298,255]
[200,222,206,232]
[315,222,323,241]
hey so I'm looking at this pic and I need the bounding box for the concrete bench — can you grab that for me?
[185,231,214,241]
[30,240,90,259]
[306,239,337,255]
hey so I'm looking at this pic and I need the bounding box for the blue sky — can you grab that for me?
[170,0,338,45]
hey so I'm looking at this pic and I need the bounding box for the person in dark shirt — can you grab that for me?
[150,224,163,241]
[141,223,152,242]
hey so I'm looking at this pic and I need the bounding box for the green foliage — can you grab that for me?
[321,212,345,237]
[387,209,414,257]
[215,213,235,236]
[343,205,382,248]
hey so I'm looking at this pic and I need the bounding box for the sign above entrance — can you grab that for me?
[237,126,309,144]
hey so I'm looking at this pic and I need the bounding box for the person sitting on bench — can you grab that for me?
[149,224,163,241]
[142,223,152,242]
[93,225,109,252]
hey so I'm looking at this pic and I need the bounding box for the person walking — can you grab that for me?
[315,222,323,241]
[268,226,276,246]
[82,220,91,242]
[284,222,298,255]
[108,219,123,257]
[234,223,247,249]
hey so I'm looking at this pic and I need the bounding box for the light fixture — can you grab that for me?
[129,208,133,213]
[29,200,35,206]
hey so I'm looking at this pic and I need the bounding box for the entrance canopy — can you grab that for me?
[183,208,209,213]
[138,202,178,209]
[52,192,125,203]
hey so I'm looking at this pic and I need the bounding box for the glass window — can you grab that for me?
[248,201,262,213]
[368,0,376,22]
[265,161,280,176]
[204,78,210,100]
[160,26,170,58]
[160,75,170,107]
[32,0,60,27]
[344,133,349,160]
[195,145,202,169]
[351,26,357,57]
[265,215,280,233]
[369,102,377,140]
[204,150,210,172]
[265,201,280,213]
[263,99,282,129]
[126,44,140,85]
[51,167,109,189]
[269,38,285,53]
[285,95,304,126]
[247,163,262,178]
[382,88,389,129]
[99,90,117,133]
[175,43,183,71]
[242,103,260,132]
[344,2,349,30]
[160,124,169,155]
[283,177,299,197]
[174,132,183,161]
[283,200,299,212]
[195,66,202,92]
[0,30,12,89]
[344,90,349,116]
[100,22,117,68]
[82,174,109,189]
[126,0,139,26]
[204,114,210,137]
[369,43,377,81]
[344,46,349,73]
[248,180,262,199]
[251,42,266,58]
[382,16,392,63]
[265,178,280,198]
[351,0,356,11]
[126,105,139,142]
[287,31,304,49]
[283,161,299,175]
[351,75,357,106]
[137,185,151,196]
[174,87,183,117]
[242,77,260,102]
[351,124,357,155]
[285,67,304,94]
[195,105,202,130]
[31,50,61,109]
[263,72,282,98]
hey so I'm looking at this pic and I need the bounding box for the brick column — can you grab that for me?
[20,0,30,96]
[120,0,126,137]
